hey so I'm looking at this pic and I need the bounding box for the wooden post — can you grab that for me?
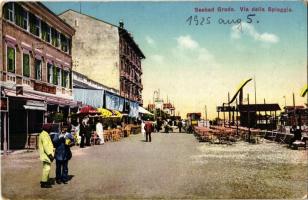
[228,92,231,127]
[223,104,225,127]
[248,93,251,143]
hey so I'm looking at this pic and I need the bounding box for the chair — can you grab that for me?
[277,133,288,144]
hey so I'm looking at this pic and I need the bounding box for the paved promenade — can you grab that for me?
[2,132,307,199]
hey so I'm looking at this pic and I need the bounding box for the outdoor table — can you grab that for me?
[265,130,278,141]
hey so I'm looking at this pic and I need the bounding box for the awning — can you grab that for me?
[24,105,47,111]
[139,106,154,115]
[97,108,112,118]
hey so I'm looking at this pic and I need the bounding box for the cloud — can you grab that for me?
[149,54,164,64]
[145,36,155,46]
[174,35,219,69]
[176,35,199,49]
[231,23,279,44]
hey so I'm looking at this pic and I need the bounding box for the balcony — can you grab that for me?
[22,77,32,87]
[120,91,129,98]
[120,71,130,80]
[7,73,16,83]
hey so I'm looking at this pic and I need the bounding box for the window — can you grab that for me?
[57,32,61,49]
[69,72,72,89]
[29,13,36,35]
[22,9,28,30]
[7,46,15,73]
[53,66,58,85]
[14,3,23,27]
[4,2,14,22]
[51,28,59,47]
[41,21,50,43]
[47,63,53,84]
[67,38,71,54]
[35,59,42,80]
[47,25,51,43]
[23,53,30,77]
[35,16,41,37]
[60,34,68,52]
[65,71,70,88]
[57,68,62,86]
[30,13,41,37]
[61,70,65,87]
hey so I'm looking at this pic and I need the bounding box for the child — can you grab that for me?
[53,125,74,184]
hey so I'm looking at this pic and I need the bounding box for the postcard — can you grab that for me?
[1,1,307,199]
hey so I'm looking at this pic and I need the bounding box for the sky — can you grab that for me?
[44,1,307,119]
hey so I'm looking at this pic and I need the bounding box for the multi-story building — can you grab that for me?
[119,23,144,105]
[0,2,76,149]
[163,102,175,116]
[58,10,145,105]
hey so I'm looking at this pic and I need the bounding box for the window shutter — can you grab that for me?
[23,54,30,77]
[7,47,15,72]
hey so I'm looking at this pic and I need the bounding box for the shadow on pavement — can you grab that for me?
[49,175,74,185]
[68,175,74,181]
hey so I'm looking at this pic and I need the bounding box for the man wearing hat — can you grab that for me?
[144,119,154,142]
[38,123,55,188]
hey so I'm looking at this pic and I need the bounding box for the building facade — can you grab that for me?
[119,25,144,105]
[59,10,145,105]
[1,2,75,149]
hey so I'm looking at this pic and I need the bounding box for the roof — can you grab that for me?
[72,71,118,92]
[59,9,145,58]
[37,3,75,35]
[238,104,281,112]
[119,28,145,58]
[284,106,305,111]
[58,9,118,28]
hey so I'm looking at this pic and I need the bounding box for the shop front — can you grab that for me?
[7,97,46,149]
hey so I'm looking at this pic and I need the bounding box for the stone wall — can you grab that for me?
[59,10,120,92]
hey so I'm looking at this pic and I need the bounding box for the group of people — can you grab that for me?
[162,119,184,133]
[77,116,105,148]
[141,119,186,142]
[38,124,75,188]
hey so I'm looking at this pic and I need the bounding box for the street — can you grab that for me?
[2,132,308,199]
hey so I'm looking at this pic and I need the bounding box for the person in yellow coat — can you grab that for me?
[39,124,55,188]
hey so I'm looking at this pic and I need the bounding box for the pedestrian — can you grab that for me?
[53,125,74,184]
[86,118,94,146]
[289,125,302,147]
[96,118,105,145]
[38,123,54,188]
[144,119,154,142]
[164,120,169,134]
[79,116,89,148]
[156,119,161,132]
[178,120,183,133]
[153,120,157,133]
[141,120,145,137]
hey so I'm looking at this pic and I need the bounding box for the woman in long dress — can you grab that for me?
[141,120,145,138]
[96,118,105,145]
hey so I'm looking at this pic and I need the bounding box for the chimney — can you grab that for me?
[119,20,124,28]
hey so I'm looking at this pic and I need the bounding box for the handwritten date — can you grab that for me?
[186,14,258,25]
